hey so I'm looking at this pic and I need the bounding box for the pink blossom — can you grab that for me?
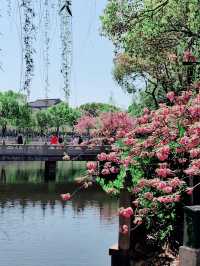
[119,207,134,218]
[174,194,181,202]
[192,159,200,168]
[170,178,182,188]
[124,138,135,146]
[138,115,149,124]
[184,166,199,176]
[110,166,119,174]
[132,187,141,193]
[60,193,71,201]
[138,179,147,188]
[167,91,175,102]
[189,105,200,118]
[157,181,167,190]
[101,168,110,175]
[143,108,149,115]
[144,192,154,200]
[156,146,170,161]
[162,186,173,194]
[87,162,97,171]
[97,153,107,161]
[179,136,190,146]
[75,115,96,134]
[109,137,115,143]
[132,200,139,207]
[157,196,173,203]
[155,167,173,178]
[190,148,200,158]
[123,156,132,168]
[107,152,118,162]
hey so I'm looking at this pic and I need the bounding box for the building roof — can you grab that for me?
[29,98,62,109]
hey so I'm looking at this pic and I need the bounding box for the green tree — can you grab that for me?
[67,107,81,128]
[101,0,200,106]
[15,104,32,131]
[78,102,121,117]
[128,91,156,117]
[35,110,52,135]
[0,91,29,136]
[48,102,79,134]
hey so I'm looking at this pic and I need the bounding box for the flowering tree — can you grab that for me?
[84,82,200,250]
[61,52,200,253]
[74,115,96,135]
[75,112,135,145]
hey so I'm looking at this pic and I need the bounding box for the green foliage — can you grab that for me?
[0,90,31,132]
[96,166,126,195]
[15,104,32,130]
[78,102,121,117]
[128,91,157,117]
[67,107,81,127]
[35,110,52,133]
[101,0,200,106]
[48,102,80,133]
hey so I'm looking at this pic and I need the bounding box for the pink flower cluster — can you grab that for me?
[86,162,97,175]
[167,91,175,102]
[97,153,107,161]
[75,115,96,134]
[155,163,173,178]
[119,207,134,218]
[85,79,200,234]
[156,146,170,161]
[157,195,181,203]
[60,193,71,201]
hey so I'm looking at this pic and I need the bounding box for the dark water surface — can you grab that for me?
[0,162,118,266]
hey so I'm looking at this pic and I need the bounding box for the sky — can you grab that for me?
[0,0,131,109]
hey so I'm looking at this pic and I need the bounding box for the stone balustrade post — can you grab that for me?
[179,206,200,266]
[109,171,132,266]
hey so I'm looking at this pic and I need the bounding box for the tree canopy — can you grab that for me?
[101,0,200,107]
[0,91,31,134]
[78,102,121,117]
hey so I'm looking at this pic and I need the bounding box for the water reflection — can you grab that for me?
[0,190,118,222]
[0,162,118,266]
[0,161,86,184]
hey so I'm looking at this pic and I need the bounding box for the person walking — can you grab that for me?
[17,134,23,145]
[50,134,58,145]
[78,135,83,144]
[58,135,63,144]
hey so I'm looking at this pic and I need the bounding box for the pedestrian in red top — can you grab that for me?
[50,134,58,145]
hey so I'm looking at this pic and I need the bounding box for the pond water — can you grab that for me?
[0,162,118,266]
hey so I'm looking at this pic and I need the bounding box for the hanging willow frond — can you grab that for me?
[59,0,73,101]
[21,0,36,98]
[44,0,50,99]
